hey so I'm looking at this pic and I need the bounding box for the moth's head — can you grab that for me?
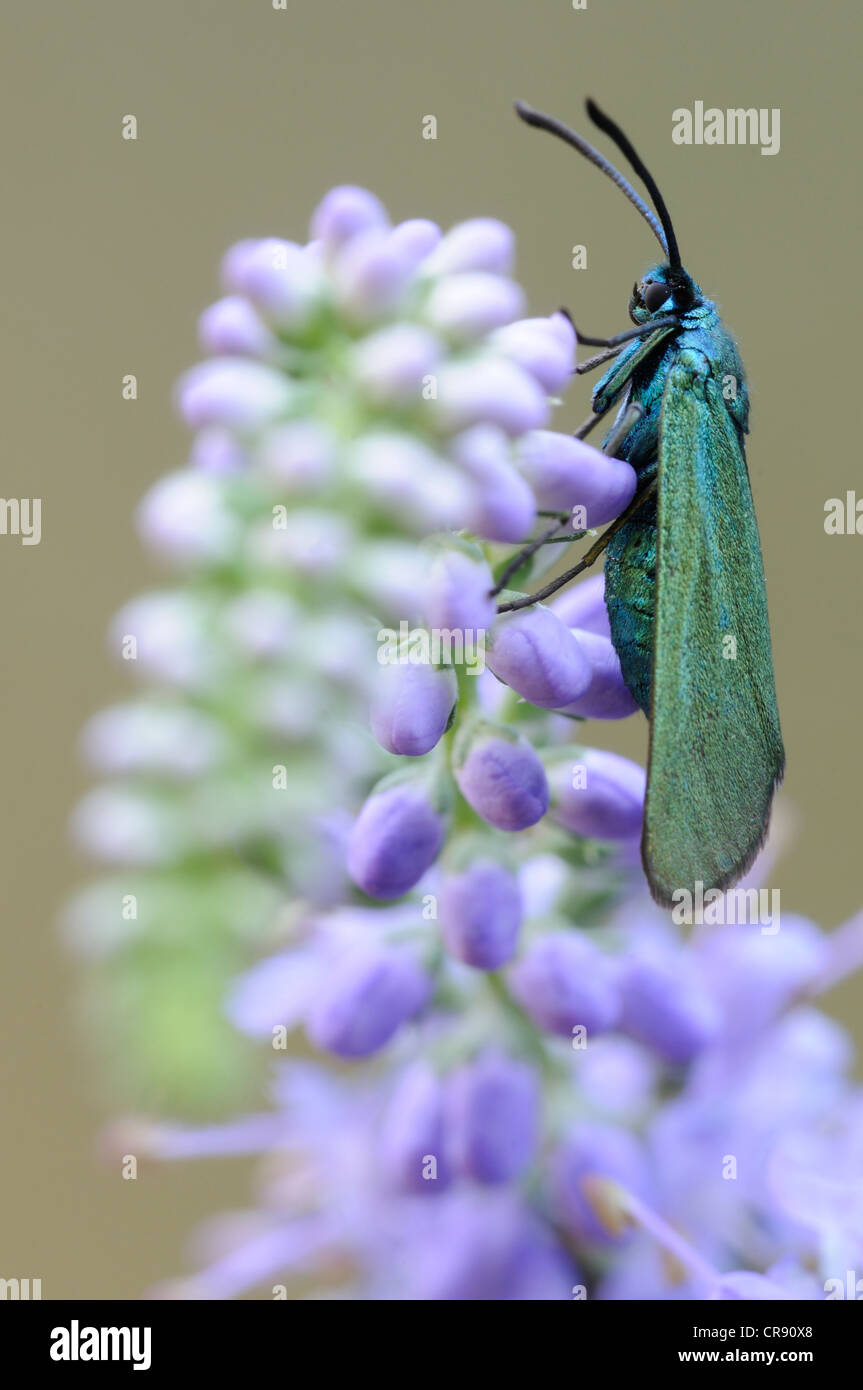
[629,264,699,324]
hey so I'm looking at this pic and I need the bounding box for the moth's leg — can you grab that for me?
[496,472,658,614]
[574,407,612,440]
[560,311,679,349]
[573,377,634,439]
[575,345,624,377]
[491,402,647,599]
[489,511,572,597]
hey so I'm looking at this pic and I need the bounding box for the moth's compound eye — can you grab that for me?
[642,281,670,313]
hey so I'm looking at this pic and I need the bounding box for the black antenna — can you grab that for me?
[515,101,669,260]
[585,98,681,269]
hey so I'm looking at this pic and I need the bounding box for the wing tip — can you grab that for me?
[643,754,785,910]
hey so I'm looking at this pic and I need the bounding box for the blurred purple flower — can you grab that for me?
[550,748,646,840]
[509,931,620,1038]
[440,860,523,969]
[347,781,447,898]
[307,946,431,1058]
[445,1052,539,1184]
[423,546,497,636]
[490,313,576,394]
[551,1123,652,1246]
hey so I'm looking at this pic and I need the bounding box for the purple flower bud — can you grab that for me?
[332,227,417,321]
[490,314,576,394]
[220,239,322,332]
[379,1062,451,1193]
[307,946,431,1058]
[176,358,293,432]
[422,218,515,276]
[695,915,826,1041]
[446,1052,539,1183]
[220,237,293,287]
[424,273,525,340]
[347,432,471,531]
[550,573,611,636]
[578,1037,659,1120]
[508,932,619,1038]
[550,749,645,841]
[551,1123,652,1245]
[251,507,354,578]
[347,782,446,898]
[423,547,497,635]
[440,860,523,969]
[450,426,535,542]
[71,788,180,867]
[80,703,225,778]
[110,593,211,689]
[487,606,591,709]
[256,420,335,491]
[412,1191,575,1300]
[227,949,321,1036]
[223,589,299,659]
[353,540,427,619]
[190,427,249,476]
[618,954,720,1065]
[715,1272,793,1301]
[351,324,444,404]
[370,661,457,756]
[388,218,442,268]
[455,729,549,831]
[554,628,639,720]
[309,185,390,255]
[516,431,636,525]
[198,297,277,359]
[136,470,238,566]
[433,358,550,436]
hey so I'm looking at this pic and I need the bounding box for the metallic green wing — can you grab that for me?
[643,353,784,906]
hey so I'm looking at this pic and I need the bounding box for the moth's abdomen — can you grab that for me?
[603,495,657,715]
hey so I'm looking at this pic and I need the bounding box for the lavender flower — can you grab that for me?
[617,951,720,1065]
[440,860,523,969]
[509,931,620,1038]
[487,605,591,710]
[516,430,636,526]
[445,1051,540,1184]
[379,1062,450,1193]
[369,661,458,757]
[551,1123,653,1246]
[423,544,497,636]
[347,780,447,899]
[307,946,431,1058]
[550,748,646,841]
[454,726,549,831]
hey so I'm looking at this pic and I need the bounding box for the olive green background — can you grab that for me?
[1,0,860,1298]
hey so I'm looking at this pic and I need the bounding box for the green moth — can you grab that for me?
[511,100,785,907]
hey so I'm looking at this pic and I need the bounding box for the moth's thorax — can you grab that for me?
[595,288,749,473]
